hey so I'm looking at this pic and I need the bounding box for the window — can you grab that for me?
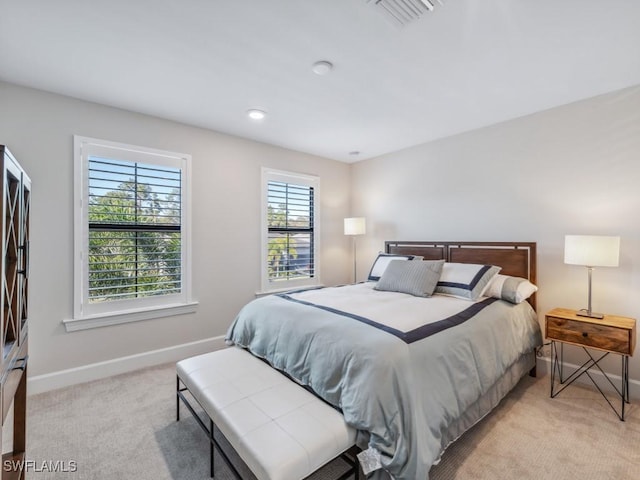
[69,136,194,331]
[261,168,320,293]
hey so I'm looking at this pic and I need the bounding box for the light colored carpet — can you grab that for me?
[25,362,640,479]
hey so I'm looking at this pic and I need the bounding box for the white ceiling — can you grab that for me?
[1,0,639,163]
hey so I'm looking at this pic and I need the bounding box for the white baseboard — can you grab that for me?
[29,344,640,400]
[27,336,227,395]
[536,356,640,401]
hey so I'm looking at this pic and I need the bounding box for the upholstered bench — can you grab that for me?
[176,347,359,480]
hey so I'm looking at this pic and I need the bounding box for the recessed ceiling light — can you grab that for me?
[312,61,333,75]
[247,109,266,120]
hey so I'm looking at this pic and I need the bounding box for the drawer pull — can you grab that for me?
[582,332,588,338]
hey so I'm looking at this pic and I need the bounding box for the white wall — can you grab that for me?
[4,78,639,393]
[0,81,351,388]
[352,84,640,385]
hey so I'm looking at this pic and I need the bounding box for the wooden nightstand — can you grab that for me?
[545,307,636,420]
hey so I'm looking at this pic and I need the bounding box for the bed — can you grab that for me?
[225,241,542,480]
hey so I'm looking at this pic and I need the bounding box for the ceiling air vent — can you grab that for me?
[366,0,443,26]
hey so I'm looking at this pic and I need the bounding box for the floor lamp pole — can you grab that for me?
[352,236,357,283]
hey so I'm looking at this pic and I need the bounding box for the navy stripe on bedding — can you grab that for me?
[276,293,498,344]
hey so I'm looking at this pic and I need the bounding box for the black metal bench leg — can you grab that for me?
[210,419,215,478]
[176,376,180,421]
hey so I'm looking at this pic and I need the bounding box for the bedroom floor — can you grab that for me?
[25,362,640,479]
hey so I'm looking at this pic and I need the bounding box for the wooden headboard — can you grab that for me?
[385,241,537,309]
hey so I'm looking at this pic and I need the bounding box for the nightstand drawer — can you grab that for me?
[546,316,632,355]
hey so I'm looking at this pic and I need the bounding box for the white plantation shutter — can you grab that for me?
[262,169,319,292]
[88,158,182,301]
[72,136,193,328]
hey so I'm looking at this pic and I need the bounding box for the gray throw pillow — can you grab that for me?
[374,259,445,297]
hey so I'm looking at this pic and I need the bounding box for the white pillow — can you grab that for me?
[484,274,538,304]
[367,253,423,281]
[434,263,501,301]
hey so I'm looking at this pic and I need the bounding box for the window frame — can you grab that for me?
[67,136,195,331]
[261,168,320,294]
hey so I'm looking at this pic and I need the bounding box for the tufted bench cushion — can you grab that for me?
[176,347,358,480]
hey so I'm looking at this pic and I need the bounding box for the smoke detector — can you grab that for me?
[312,61,334,76]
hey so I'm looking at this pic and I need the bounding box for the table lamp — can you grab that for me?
[564,235,620,319]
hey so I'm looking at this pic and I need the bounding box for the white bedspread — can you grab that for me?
[226,283,542,479]
[288,282,485,333]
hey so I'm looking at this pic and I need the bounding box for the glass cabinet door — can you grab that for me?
[1,153,22,361]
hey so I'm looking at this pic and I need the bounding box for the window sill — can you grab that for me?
[63,301,199,332]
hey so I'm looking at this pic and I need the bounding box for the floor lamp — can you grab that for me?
[564,235,620,319]
[344,217,366,283]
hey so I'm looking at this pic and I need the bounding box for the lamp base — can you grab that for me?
[576,309,604,320]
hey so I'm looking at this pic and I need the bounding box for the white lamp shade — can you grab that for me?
[344,217,366,236]
[564,235,620,267]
